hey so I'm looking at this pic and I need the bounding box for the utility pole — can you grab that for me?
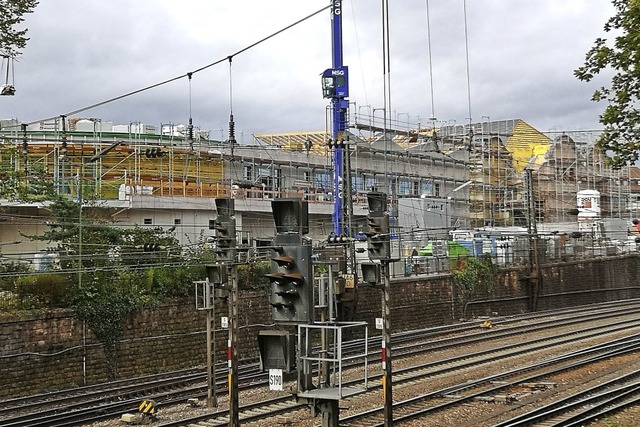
[381,260,392,426]
[525,168,541,311]
[365,192,393,426]
[211,199,239,427]
[228,263,239,427]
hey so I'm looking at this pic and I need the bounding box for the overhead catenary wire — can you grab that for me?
[16,4,331,128]
[463,0,472,124]
[425,0,436,122]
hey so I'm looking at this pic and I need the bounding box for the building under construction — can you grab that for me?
[0,116,636,262]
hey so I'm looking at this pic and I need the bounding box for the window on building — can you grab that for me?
[303,171,311,182]
[434,183,441,197]
[421,181,433,196]
[412,181,420,196]
[534,200,545,221]
[143,218,152,225]
[365,175,376,192]
[352,175,363,192]
[314,171,331,189]
[174,218,181,225]
[258,166,272,187]
[398,179,411,195]
[243,165,253,181]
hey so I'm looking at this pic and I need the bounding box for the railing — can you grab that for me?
[395,235,640,278]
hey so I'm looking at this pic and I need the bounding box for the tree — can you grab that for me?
[0,0,39,57]
[21,195,205,378]
[575,0,640,168]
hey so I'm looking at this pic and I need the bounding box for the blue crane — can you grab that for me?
[321,0,349,238]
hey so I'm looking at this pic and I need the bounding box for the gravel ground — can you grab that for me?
[86,313,640,427]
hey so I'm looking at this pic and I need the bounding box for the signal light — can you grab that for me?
[211,198,237,262]
[361,262,381,286]
[365,214,390,261]
[266,244,313,324]
[206,264,228,285]
[365,191,390,261]
[145,147,165,158]
[143,243,161,252]
[212,218,237,262]
[271,199,309,235]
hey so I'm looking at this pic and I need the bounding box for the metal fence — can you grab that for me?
[393,234,640,278]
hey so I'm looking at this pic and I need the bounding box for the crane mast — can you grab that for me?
[322,0,350,238]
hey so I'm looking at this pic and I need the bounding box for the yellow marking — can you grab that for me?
[139,400,156,414]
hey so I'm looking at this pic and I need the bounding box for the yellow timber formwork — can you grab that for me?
[504,120,552,173]
[3,142,226,200]
[253,131,331,155]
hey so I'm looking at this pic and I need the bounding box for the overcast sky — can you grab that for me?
[1,0,616,141]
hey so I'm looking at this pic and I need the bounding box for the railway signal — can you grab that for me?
[210,200,237,263]
[267,198,313,324]
[365,192,390,261]
[267,243,313,324]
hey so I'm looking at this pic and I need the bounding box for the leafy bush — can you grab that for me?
[0,261,31,292]
[237,261,271,292]
[452,255,499,298]
[15,273,75,308]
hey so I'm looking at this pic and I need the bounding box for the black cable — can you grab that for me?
[18,4,331,128]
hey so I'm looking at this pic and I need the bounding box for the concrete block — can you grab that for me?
[121,413,138,424]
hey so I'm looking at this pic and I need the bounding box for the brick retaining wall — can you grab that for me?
[1,255,638,399]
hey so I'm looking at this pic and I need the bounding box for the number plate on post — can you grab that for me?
[269,369,283,391]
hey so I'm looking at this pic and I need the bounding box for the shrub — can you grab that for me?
[15,273,75,308]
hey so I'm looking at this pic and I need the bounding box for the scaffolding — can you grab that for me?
[535,131,631,221]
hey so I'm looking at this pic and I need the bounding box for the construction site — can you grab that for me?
[0,115,637,256]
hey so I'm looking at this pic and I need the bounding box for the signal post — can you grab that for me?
[364,192,393,426]
[197,199,239,425]
[212,199,239,427]
[260,199,369,427]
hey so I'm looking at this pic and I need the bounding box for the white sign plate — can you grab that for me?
[221,316,229,329]
[269,369,283,391]
[375,317,383,330]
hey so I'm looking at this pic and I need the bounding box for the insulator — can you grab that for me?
[228,114,236,141]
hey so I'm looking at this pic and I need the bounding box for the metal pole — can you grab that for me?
[381,261,393,425]
[228,266,239,427]
[206,293,217,408]
[526,169,541,311]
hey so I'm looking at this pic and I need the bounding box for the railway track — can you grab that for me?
[339,336,640,426]
[1,300,639,426]
[156,304,640,426]
[493,370,640,426]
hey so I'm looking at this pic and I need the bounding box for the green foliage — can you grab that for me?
[0,147,55,202]
[237,261,271,292]
[0,260,30,291]
[575,0,640,167]
[0,0,39,57]
[13,194,206,377]
[15,273,74,308]
[74,275,155,379]
[452,255,499,298]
